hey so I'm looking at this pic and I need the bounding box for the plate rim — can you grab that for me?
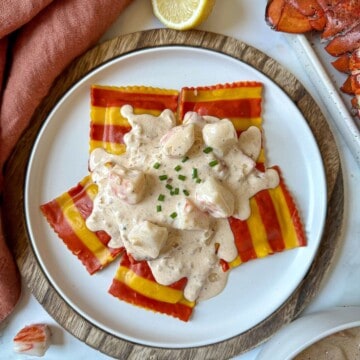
[24,44,327,348]
[24,45,327,348]
[3,29,343,359]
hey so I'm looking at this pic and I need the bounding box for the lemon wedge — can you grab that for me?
[151,0,216,30]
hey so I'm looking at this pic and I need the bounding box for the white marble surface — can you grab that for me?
[1,1,359,359]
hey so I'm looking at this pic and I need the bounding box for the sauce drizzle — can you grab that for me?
[86,105,279,302]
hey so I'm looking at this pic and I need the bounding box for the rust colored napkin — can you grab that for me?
[0,0,133,322]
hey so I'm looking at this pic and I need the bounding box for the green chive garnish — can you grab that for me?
[196,178,202,183]
[209,160,219,167]
[203,146,213,154]
[166,184,173,190]
[174,165,182,172]
[183,189,190,196]
[153,162,161,169]
[182,156,189,163]
[178,174,186,181]
[158,194,165,201]
[170,188,179,196]
[170,212,178,219]
[192,168,198,179]
[159,174,168,181]
[156,205,162,212]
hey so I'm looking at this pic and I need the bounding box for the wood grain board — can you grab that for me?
[3,29,344,359]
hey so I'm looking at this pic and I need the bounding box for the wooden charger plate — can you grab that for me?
[3,29,344,359]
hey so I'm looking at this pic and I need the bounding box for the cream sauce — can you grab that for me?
[295,326,360,360]
[86,105,279,302]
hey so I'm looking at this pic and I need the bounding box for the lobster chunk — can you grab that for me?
[351,94,360,118]
[13,324,51,357]
[331,53,351,74]
[349,48,360,115]
[341,76,354,95]
[350,49,360,95]
[287,0,326,31]
[325,23,360,56]
[351,73,360,93]
[265,0,360,119]
[317,0,360,39]
[349,48,360,72]
[266,0,325,33]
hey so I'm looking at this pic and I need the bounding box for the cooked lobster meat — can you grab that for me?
[265,0,326,33]
[318,0,360,39]
[325,23,360,56]
[265,0,360,118]
[13,324,51,357]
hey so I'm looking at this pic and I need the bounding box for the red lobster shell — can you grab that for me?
[265,0,360,117]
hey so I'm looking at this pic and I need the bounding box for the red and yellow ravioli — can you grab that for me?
[109,253,195,321]
[40,81,306,321]
[90,85,179,155]
[40,175,123,275]
[41,86,180,275]
[225,167,305,269]
[179,81,265,166]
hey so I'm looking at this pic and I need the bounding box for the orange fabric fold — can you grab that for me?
[0,0,133,321]
[1,0,133,168]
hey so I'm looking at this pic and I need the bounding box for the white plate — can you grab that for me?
[24,46,326,348]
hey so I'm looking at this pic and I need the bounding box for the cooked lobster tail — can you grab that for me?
[265,0,360,118]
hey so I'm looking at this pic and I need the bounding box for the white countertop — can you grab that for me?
[1,1,359,359]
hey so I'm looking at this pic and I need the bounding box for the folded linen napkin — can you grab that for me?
[0,0,133,322]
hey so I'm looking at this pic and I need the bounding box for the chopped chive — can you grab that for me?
[159,174,168,181]
[183,189,190,196]
[165,184,173,190]
[156,205,162,212]
[196,178,202,183]
[170,187,179,196]
[192,168,198,179]
[209,160,219,167]
[158,194,165,201]
[153,162,161,169]
[178,174,186,181]
[182,156,189,163]
[174,165,182,172]
[170,212,178,219]
[203,146,213,154]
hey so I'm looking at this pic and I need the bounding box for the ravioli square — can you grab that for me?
[90,85,179,155]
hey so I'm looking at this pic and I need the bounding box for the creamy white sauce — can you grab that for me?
[86,105,279,302]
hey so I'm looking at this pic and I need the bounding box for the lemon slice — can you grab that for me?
[151,0,216,30]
